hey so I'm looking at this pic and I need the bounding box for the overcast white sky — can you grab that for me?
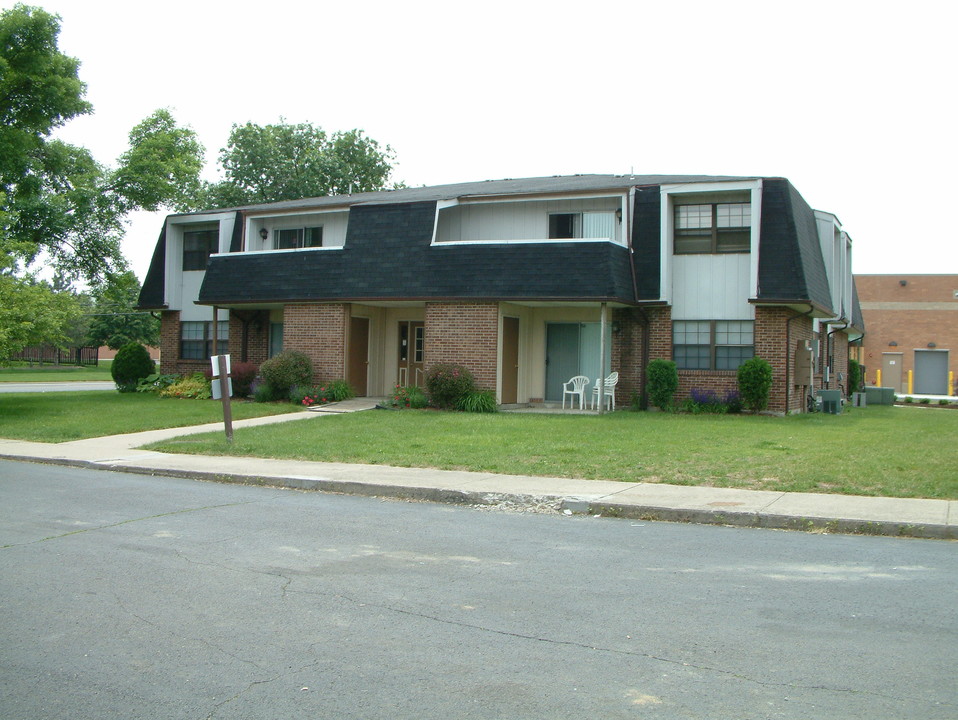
[9,0,957,280]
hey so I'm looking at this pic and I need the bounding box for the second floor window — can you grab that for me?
[275,227,323,249]
[183,228,218,271]
[548,212,615,241]
[674,202,751,254]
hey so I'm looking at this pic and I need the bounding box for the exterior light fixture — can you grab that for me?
[259,228,269,241]
[899,280,907,286]
[888,341,898,347]
[928,342,937,348]
[615,208,623,223]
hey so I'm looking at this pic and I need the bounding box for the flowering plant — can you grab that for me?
[387,384,428,409]
[291,384,330,407]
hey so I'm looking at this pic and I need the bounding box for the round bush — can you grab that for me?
[424,363,475,409]
[259,351,313,399]
[646,359,678,410]
[111,342,155,392]
[737,356,773,411]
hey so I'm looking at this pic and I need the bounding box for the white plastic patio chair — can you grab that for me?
[562,375,590,409]
[591,372,619,411]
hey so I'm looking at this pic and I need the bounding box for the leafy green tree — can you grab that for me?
[0,258,81,361]
[202,121,398,208]
[0,5,203,360]
[86,271,160,349]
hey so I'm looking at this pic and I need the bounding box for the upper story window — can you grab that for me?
[548,212,616,241]
[674,202,751,254]
[182,228,218,271]
[275,226,323,250]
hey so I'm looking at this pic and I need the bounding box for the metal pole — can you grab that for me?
[211,306,219,357]
[598,303,607,414]
[217,354,233,443]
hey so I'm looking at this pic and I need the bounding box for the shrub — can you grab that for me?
[159,372,211,399]
[847,358,862,394]
[737,357,773,411]
[387,384,429,409]
[111,342,155,392]
[136,373,179,394]
[424,363,475,409]
[457,389,498,413]
[919,397,930,404]
[230,362,259,398]
[259,351,313,399]
[646,359,678,411]
[291,384,331,408]
[325,379,355,402]
[253,382,286,403]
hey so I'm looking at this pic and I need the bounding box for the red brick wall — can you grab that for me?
[855,274,957,388]
[158,310,227,376]
[424,302,498,390]
[283,304,348,381]
[228,310,270,368]
[611,306,671,406]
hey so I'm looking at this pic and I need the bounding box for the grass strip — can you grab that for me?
[0,392,299,442]
[145,405,958,500]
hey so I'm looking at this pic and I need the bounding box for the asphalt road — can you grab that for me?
[1,460,955,720]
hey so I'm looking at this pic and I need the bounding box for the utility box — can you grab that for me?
[817,389,842,414]
[865,386,896,405]
[852,392,867,407]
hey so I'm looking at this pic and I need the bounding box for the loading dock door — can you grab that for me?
[914,350,949,395]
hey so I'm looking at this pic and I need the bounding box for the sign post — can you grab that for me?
[210,354,233,443]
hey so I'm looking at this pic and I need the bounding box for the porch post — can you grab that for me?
[211,305,218,357]
[598,302,607,414]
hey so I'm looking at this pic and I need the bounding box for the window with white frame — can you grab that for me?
[548,212,615,240]
[674,202,751,254]
[673,320,754,370]
[180,321,228,360]
[275,227,323,250]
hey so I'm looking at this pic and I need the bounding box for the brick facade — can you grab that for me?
[229,310,270,368]
[855,274,957,393]
[283,303,349,381]
[158,310,228,376]
[424,302,499,391]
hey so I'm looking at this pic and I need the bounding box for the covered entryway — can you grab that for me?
[348,317,369,396]
[397,321,425,388]
[914,349,949,395]
[501,317,519,403]
[544,322,612,402]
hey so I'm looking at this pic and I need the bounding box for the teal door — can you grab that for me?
[545,323,612,401]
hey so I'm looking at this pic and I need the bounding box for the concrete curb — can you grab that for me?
[3,451,953,540]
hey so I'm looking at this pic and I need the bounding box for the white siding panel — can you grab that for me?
[672,254,753,320]
[436,197,622,243]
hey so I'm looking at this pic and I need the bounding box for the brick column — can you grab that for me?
[424,302,499,390]
[283,304,349,381]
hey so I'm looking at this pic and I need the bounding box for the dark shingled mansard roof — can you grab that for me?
[136,173,844,316]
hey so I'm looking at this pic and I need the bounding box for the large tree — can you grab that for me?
[203,122,398,208]
[85,270,159,349]
[0,5,203,360]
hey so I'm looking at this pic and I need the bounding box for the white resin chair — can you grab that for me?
[591,372,619,411]
[562,375,590,409]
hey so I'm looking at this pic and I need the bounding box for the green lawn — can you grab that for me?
[0,362,115,382]
[0,391,299,442]
[145,405,958,500]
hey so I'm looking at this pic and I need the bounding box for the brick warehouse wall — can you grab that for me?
[855,274,957,390]
[424,302,499,391]
[284,304,349,382]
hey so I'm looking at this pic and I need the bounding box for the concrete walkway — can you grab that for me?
[0,399,953,540]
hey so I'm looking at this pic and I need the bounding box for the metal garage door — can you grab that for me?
[914,349,949,395]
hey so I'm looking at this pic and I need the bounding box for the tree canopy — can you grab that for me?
[85,270,159,350]
[203,122,398,208]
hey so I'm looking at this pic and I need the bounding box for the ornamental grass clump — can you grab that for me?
[424,363,475,409]
[456,389,498,413]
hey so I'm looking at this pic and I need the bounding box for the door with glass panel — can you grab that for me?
[398,321,425,387]
[545,323,611,402]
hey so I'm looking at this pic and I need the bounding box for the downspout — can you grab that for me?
[785,304,815,414]
[826,319,850,392]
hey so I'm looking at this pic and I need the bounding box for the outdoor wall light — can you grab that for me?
[888,341,898,347]
[615,208,623,222]
[928,342,937,348]
[899,279,908,286]
[259,228,269,241]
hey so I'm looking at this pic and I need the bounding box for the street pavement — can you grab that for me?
[0,397,954,539]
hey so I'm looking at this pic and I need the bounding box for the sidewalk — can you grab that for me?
[0,400,954,540]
